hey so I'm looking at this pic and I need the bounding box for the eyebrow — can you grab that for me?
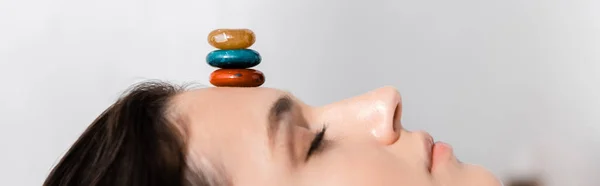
[267,95,294,144]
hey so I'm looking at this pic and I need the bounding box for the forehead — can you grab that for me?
[171,87,289,159]
[174,87,287,132]
[179,87,285,105]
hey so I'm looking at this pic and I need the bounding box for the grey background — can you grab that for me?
[1,0,599,185]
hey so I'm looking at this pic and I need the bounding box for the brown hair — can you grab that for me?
[43,81,212,186]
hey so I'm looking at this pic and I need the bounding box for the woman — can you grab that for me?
[44,81,502,186]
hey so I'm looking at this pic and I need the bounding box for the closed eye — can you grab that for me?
[305,126,327,161]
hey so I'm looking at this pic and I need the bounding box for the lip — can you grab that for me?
[430,141,455,172]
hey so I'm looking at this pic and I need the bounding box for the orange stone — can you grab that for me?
[210,69,265,87]
[208,29,256,50]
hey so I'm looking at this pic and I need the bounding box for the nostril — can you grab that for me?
[392,102,401,132]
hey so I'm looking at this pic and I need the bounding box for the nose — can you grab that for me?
[316,86,402,145]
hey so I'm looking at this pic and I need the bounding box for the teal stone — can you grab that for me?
[206,49,262,69]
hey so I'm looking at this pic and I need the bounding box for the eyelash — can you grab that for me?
[306,125,328,161]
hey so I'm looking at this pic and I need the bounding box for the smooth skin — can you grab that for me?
[170,86,502,186]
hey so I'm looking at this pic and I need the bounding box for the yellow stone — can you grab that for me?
[208,29,256,49]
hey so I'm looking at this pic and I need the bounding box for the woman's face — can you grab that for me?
[172,87,502,186]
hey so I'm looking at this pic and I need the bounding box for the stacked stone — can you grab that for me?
[207,29,265,87]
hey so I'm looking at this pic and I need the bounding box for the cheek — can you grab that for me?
[295,144,434,186]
